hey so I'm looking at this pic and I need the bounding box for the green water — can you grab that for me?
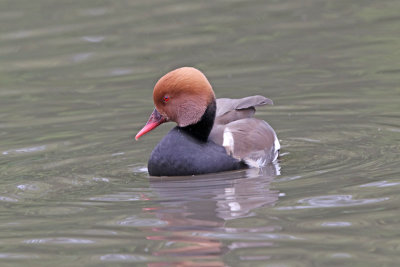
[1,0,399,266]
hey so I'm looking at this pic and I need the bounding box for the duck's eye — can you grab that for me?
[162,96,170,103]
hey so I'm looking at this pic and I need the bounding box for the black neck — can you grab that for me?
[179,99,216,142]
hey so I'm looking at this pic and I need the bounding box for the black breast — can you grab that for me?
[148,127,246,176]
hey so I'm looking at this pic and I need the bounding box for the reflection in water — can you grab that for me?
[143,163,281,265]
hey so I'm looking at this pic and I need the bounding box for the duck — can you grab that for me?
[135,67,280,176]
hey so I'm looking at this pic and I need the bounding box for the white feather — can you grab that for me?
[222,127,234,155]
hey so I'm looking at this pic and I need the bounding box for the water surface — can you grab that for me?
[1,0,399,266]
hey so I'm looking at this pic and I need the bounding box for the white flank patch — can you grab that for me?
[273,134,281,162]
[222,127,234,155]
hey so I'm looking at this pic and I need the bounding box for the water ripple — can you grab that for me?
[321,221,352,227]
[359,180,400,188]
[331,253,352,259]
[16,184,39,191]
[100,254,149,262]
[78,7,109,17]
[110,68,133,76]
[277,195,389,210]
[111,152,125,156]
[72,52,93,63]
[81,36,105,43]
[2,145,46,155]
[197,232,302,241]
[92,177,110,182]
[0,196,18,202]
[23,237,95,244]
[116,216,167,227]
[88,192,145,202]
[0,253,39,259]
[129,165,148,174]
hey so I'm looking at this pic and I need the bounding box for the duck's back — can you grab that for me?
[209,95,280,167]
[148,127,246,176]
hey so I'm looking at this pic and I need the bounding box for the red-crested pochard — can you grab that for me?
[136,67,280,176]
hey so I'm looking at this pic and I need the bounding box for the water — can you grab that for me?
[1,0,399,266]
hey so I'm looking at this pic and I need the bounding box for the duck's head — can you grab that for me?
[135,67,215,140]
